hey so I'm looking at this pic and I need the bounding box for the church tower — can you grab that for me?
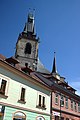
[15,13,39,70]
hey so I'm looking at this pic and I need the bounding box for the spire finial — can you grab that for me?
[28,8,35,17]
[52,52,57,74]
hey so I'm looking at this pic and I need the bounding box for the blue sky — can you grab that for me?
[0,0,80,95]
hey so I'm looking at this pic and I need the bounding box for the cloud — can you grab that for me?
[69,81,80,96]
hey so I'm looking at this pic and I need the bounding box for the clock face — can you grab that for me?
[37,116,45,120]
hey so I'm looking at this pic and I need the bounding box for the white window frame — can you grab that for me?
[37,92,46,109]
[0,74,9,96]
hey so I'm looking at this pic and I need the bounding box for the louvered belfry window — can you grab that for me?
[25,42,32,54]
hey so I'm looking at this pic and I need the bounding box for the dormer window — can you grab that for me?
[5,57,19,67]
[25,42,32,54]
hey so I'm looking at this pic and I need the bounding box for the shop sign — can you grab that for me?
[52,111,60,116]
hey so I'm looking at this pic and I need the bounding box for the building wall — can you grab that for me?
[0,66,51,119]
[3,106,50,120]
[52,92,80,120]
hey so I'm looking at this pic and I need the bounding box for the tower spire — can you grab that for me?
[52,52,57,74]
[23,11,35,35]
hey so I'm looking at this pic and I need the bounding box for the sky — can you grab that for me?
[0,0,80,95]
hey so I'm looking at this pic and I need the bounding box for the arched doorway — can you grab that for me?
[13,111,26,120]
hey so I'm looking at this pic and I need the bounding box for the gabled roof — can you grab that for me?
[31,72,53,87]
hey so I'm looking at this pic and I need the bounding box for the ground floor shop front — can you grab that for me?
[52,110,80,120]
[0,105,50,120]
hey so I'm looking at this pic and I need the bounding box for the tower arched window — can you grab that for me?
[25,42,32,54]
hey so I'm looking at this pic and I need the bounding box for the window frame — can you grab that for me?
[55,93,59,104]
[60,95,64,107]
[71,99,73,110]
[74,102,77,112]
[0,79,7,95]
[65,97,68,109]
[18,87,26,104]
[78,103,80,112]
[21,87,25,101]
[0,75,9,98]
[36,93,46,110]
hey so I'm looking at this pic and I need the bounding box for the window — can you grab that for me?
[25,42,32,54]
[55,93,58,104]
[42,96,45,108]
[66,118,69,120]
[37,94,46,109]
[60,95,64,107]
[74,102,77,111]
[78,103,80,112]
[71,100,73,110]
[36,116,45,120]
[39,95,41,106]
[20,87,25,101]
[65,97,68,109]
[13,111,26,120]
[0,79,7,95]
